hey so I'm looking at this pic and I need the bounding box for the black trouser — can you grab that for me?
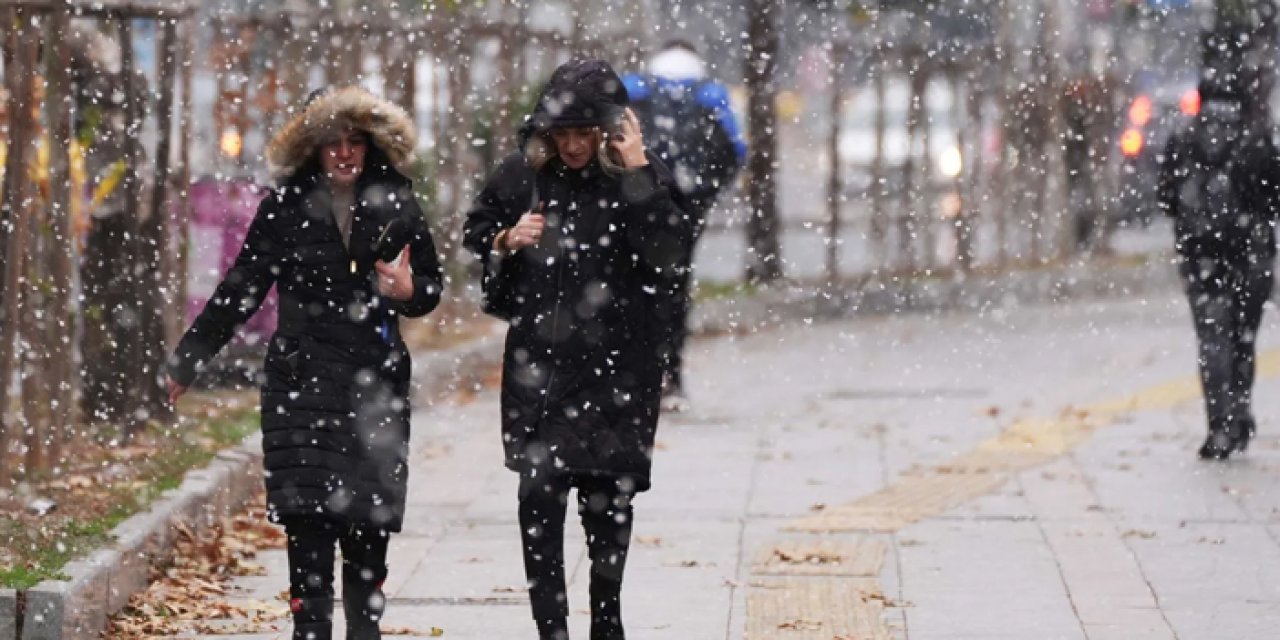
[518,472,635,640]
[662,200,711,390]
[664,266,694,390]
[284,517,390,640]
[1180,253,1275,435]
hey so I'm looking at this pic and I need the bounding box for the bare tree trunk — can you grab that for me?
[235,21,253,166]
[870,61,888,273]
[118,16,150,434]
[952,71,967,271]
[1030,0,1052,264]
[401,41,418,125]
[995,0,1015,268]
[257,23,284,138]
[138,18,179,425]
[443,56,477,267]
[952,70,975,272]
[744,0,783,283]
[919,63,935,270]
[23,184,49,475]
[0,10,39,464]
[349,22,365,84]
[172,17,196,348]
[324,10,344,85]
[430,57,443,154]
[46,6,76,455]
[280,18,310,112]
[899,57,925,273]
[825,45,844,285]
[494,15,520,160]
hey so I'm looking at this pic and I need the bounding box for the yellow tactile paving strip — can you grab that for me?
[745,348,1280,638]
[747,578,892,640]
[752,538,887,577]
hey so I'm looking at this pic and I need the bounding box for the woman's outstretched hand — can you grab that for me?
[610,108,649,169]
[166,376,188,405]
[375,245,415,301]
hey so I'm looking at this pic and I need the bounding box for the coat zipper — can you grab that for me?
[536,190,571,423]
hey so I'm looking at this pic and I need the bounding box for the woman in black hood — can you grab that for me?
[167,86,443,640]
[463,59,691,639]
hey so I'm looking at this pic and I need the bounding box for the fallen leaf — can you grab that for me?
[634,535,663,547]
[777,618,823,630]
[1121,529,1156,540]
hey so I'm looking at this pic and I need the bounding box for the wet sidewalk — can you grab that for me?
[185,291,1280,639]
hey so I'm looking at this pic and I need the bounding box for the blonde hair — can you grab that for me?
[524,129,624,176]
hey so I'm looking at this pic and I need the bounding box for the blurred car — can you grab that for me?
[1116,80,1200,226]
[838,75,966,196]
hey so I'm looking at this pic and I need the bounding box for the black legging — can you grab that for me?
[284,517,390,640]
[518,472,635,640]
[1181,254,1275,435]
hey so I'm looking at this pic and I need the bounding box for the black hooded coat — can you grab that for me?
[463,60,691,492]
[169,87,443,532]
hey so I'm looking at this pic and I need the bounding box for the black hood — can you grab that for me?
[518,59,629,145]
[1198,25,1257,103]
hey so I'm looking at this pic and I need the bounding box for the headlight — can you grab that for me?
[939,146,963,178]
[1120,128,1144,158]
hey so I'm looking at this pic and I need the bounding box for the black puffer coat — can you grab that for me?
[169,88,442,532]
[464,59,690,492]
[1157,110,1280,261]
[464,151,688,492]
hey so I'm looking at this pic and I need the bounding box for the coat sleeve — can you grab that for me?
[1244,134,1280,221]
[619,153,694,279]
[391,196,444,318]
[696,80,748,164]
[167,193,284,387]
[463,154,530,261]
[1157,132,1188,219]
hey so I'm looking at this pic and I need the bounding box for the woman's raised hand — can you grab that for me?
[503,202,546,252]
[375,245,415,301]
[609,108,648,169]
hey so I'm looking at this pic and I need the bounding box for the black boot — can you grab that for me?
[1199,430,1236,460]
[292,622,332,640]
[290,594,334,640]
[343,579,385,640]
[1233,415,1257,452]
[537,624,569,640]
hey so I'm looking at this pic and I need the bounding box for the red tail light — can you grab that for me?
[1120,128,1144,157]
[1180,89,1201,116]
[1129,95,1152,127]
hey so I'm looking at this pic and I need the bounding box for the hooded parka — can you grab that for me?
[169,87,443,532]
[463,60,691,492]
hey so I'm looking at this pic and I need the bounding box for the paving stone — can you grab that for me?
[752,537,886,577]
[0,589,16,640]
[896,519,1086,640]
[20,582,67,640]
[745,577,890,640]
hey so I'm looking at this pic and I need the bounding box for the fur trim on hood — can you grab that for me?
[266,86,417,179]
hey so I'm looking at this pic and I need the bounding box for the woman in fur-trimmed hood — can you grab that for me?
[167,86,443,640]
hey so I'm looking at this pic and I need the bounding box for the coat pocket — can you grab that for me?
[264,335,302,388]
